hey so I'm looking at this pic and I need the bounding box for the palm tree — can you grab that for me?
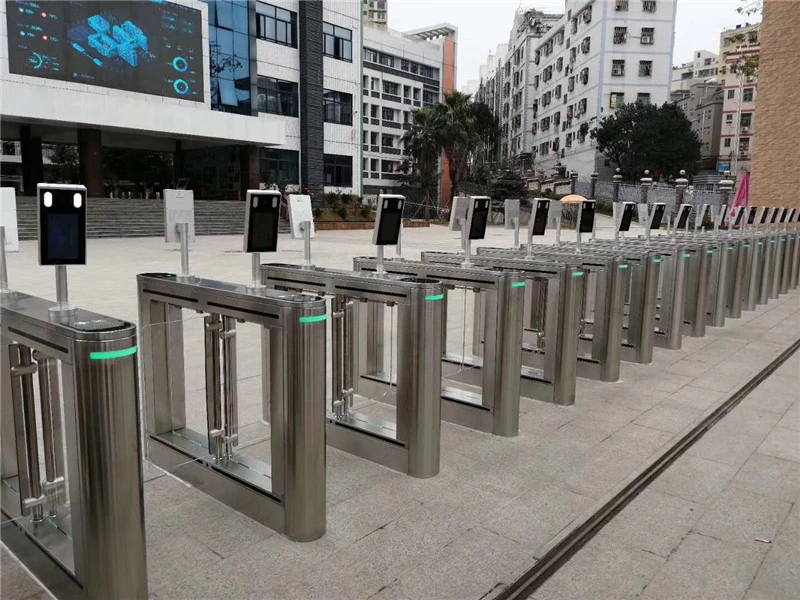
[440,91,478,201]
[400,107,445,218]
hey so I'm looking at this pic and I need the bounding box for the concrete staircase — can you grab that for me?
[13,196,283,240]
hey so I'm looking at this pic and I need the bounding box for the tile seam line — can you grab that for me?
[494,335,800,600]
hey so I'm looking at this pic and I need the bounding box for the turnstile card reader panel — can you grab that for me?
[504,199,520,230]
[748,207,758,225]
[37,184,86,266]
[714,205,728,229]
[760,207,771,225]
[617,202,636,233]
[779,208,789,224]
[467,196,491,240]
[374,195,404,245]
[449,196,469,231]
[530,199,551,236]
[287,194,315,239]
[675,204,692,231]
[244,190,281,253]
[578,200,596,234]
[770,208,780,224]
[695,204,711,230]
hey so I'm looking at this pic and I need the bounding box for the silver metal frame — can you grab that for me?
[137,273,327,541]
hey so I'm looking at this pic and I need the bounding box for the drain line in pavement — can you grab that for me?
[496,337,800,600]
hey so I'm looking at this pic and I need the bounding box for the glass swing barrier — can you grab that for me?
[138,273,327,542]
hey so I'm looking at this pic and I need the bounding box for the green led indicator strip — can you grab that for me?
[511,282,526,288]
[299,315,327,324]
[683,253,692,258]
[759,242,764,246]
[425,294,445,301]
[89,347,137,361]
[572,271,585,277]
[706,250,714,254]
[619,265,629,270]
[770,240,777,244]
[727,247,734,251]
[744,244,751,248]
[653,259,662,264]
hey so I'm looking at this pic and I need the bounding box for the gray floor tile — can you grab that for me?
[639,533,763,600]
[715,406,784,438]
[0,549,47,600]
[391,527,531,600]
[740,387,797,416]
[668,385,727,411]
[776,402,798,431]
[533,534,665,600]
[687,427,763,468]
[758,427,800,463]
[692,487,792,553]
[750,539,800,600]
[602,488,704,557]
[650,455,737,504]
[634,402,703,434]
[481,479,594,551]
[731,453,800,502]
[562,437,651,499]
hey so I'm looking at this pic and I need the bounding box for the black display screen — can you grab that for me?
[247,211,278,253]
[779,208,789,223]
[650,204,665,230]
[676,207,691,229]
[376,210,402,245]
[619,204,635,232]
[770,208,779,223]
[7,0,203,101]
[468,201,489,240]
[760,208,770,224]
[578,202,595,233]
[733,208,745,227]
[39,186,86,266]
[748,207,758,224]
[531,201,549,235]
[47,213,80,260]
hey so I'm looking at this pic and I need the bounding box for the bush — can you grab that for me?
[360,206,373,220]
[335,206,348,220]
[312,208,322,219]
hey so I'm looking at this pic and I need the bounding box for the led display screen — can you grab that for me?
[468,200,489,240]
[531,201,549,236]
[7,0,204,101]
[618,204,635,232]
[676,206,691,229]
[578,202,595,234]
[248,211,278,253]
[651,204,665,230]
[47,213,81,261]
[376,210,401,245]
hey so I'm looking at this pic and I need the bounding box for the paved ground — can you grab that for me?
[1,223,798,600]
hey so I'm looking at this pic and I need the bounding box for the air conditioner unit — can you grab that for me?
[746,75,755,82]
[741,126,749,133]
[641,35,653,45]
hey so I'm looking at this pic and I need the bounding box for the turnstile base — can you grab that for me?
[326,417,416,476]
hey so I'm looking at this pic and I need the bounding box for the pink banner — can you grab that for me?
[727,172,750,227]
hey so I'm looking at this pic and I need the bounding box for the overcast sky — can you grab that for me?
[388,0,755,88]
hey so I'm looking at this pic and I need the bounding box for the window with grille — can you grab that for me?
[614,27,627,44]
[743,88,754,102]
[639,60,653,77]
[612,60,625,76]
[637,93,651,105]
[641,27,654,45]
[642,1,657,13]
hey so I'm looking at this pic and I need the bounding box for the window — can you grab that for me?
[727,89,735,99]
[743,88,754,102]
[323,22,352,61]
[610,92,624,108]
[423,90,438,105]
[370,104,379,118]
[581,37,591,54]
[256,3,297,47]
[370,158,379,171]
[612,60,625,76]
[724,138,731,148]
[739,138,750,152]
[381,134,394,148]
[725,114,733,124]
[570,47,577,63]
[401,59,410,71]
[324,154,352,187]
[403,85,411,98]
[534,75,540,88]
[615,0,629,10]
[413,88,420,101]
[741,113,752,127]
[382,106,395,121]
[420,65,439,80]
[363,48,378,63]
[257,76,298,117]
[556,57,563,71]
[382,160,396,174]
[641,27,654,45]
[614,27,627,44]
[383,81,399,96]
[555,84,562,98]
[568,76,575,92]
[637,92,651,105]
[704,58,713,66]
[379,53,395,68]
[566,132,573,147]
[578,98,587,114]
[580,68,589,84]
[370,131,379,145]
[260,149,299,184]
[362,75,368,90]
[642,1,657,12]
[323,90,352,125]
[553,111,561,126]
[639,60,653,77]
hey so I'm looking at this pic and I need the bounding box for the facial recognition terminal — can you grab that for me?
[448,196,469,231]
[748,206,758,225]
[695,204,711,230]
[770,207,780,224]
[37,184,86,266]
[530,199,550,236]
[504,199,520,231]
[578,200,596,234]
[760,207,770,225]
[714,205,728,229]
[732,207,745,228]
[649,203,666,230]
[618,202,636,233]
[244,190,281,253]
[467,197,491,241]
[779,208,789,224]
[675,204,692,230]
[287,194,315,240]
[374,195,405,246]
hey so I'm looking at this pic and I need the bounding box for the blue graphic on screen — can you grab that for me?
[7,0,204,101]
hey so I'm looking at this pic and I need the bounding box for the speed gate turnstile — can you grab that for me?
[352,257,526,436]
[1,183,148,599]
[138,274,327,541]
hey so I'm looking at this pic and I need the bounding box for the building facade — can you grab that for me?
[674,82,723,171]
[361,23,457,203]
[670,49,718,93]
[717,22,760,180]
[476,0,678,177]
[750,1,800,208]
[362,0,387,29]
[1,0,363,201]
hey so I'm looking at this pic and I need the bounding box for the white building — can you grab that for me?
[1,0,362,200]
[363,0,388,29]
[361,23,457,200]
[476,0,678,176]
[671,49,719,93]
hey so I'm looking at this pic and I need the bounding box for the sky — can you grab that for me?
[388,0,755,88]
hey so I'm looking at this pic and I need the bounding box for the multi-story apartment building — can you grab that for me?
[674,82,723,171]
[474,43,509,129]
[718,22,760,179]
[477,0,677,176]
[363,0,387,29]
[361,23,457,202]
[1,0,362,201]
[671,49,719,93]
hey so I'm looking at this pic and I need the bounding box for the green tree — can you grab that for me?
[400,107,445,218]
[47,143,79,182]
[592,102,701,181]
[439,91,477,200]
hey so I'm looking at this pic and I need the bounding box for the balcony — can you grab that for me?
[383,147,402,155]
[383,94,402,103]
[371,145,380,152]
[384,121,402,129]
[371,91,380,98]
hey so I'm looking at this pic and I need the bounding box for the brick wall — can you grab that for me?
[750,0,800,209]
